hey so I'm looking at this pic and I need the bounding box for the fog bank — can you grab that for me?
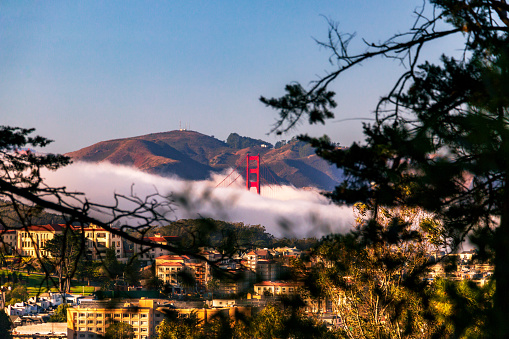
[41,162,354,238]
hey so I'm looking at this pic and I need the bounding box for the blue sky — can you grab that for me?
[1,1,459,153]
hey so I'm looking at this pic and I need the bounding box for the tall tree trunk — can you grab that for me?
[494,174,509,337]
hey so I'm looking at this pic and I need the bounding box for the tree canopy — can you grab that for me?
[262,0,509,337]
[226,133,273,149]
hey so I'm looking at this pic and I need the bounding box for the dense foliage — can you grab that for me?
[262,0,509,337]
[151,218,318,252]
[156,304,337,339]
[48,303,70,322]
[104,321,135,339]
[3,283,29,306]
[0,200,67,228]
[226,133,273,149]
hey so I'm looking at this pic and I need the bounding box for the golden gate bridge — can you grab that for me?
[215,153,283,198]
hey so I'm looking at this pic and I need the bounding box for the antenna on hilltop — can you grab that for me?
[179,121,193,131]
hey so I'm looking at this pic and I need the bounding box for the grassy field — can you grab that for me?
[1,269,96,296]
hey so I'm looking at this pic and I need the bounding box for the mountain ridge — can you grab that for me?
[65,130,343,190]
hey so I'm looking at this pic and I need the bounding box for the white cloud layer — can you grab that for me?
[41,162,354,238]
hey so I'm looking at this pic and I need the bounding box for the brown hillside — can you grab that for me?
[66,130,343,190]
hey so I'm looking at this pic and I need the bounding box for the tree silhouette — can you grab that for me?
[262,0,509,337]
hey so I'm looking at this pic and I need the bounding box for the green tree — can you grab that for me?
[251,304,285,339]
[102,247,123,280]
[156,312,202,339]
[226,133,273,149]
[48,303,70,322]
[123,256,141,286]
[262,1,509,337]
[310,204,442,338]
[144,262,163,290]
[42,231,83,292]
[4,284,29,305]
[104,321,135,339]
[249,303,337,339]
[76,259,101,285]
[431,278,494,338]
[0,311,12,339]
[207,279,220,299]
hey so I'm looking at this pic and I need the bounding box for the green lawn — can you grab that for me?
[0,269,96,295]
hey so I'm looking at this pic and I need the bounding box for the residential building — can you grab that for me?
[253,281,303,296]
[155,254,209,293]
[14,223,127,262]
[17,224,65,257]
[79,224,126,262]
[67,299,164,339]
[245,249,271,272]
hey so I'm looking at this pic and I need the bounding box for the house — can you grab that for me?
[253,281,303,296]
[6,301,39,316]
[155,254,209,293]
[243,248,272,272]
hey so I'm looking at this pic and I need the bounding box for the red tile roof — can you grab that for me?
[156,255,185,261]
[157,262,184,267]
[254,281,303,287]
[25,224,67,232]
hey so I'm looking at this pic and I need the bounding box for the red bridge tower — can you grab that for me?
[246,153,260,195]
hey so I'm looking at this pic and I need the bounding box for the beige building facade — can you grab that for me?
[67,299,164,339]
